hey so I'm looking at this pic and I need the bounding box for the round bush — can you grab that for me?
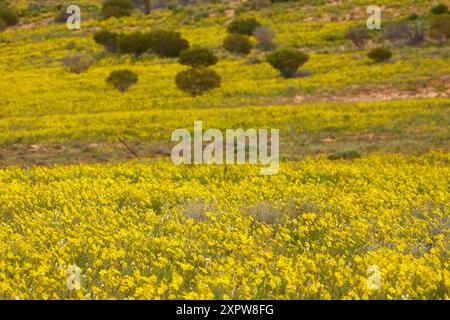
[175,67,221,96]
[146,30,189,58]
[430,4,448,15]
[367,47,393,62]
[117,32,150,57]
[94,30,119,53]
[179,47,218,67]
[0,5,18,26]
[102,0,133,19]
[430,15,450,43]
[267,48,309,78]
[223,34,252,55]
[227,18,261,35]
[106,69,138,92]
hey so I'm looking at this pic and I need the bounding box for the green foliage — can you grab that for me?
[253,25,276,51]
[179,47,218,67]
[223,34,253,55]
[430,4,448,15]
[146,30,190,58]
[117,30,189,58]
[61,53,94,74]
[406,13,420,20]
[0,18,6,32]
[102,0,133,19]
[0,4,18,26]
[328,150,361,160]
[430,15,450,43]
[106,69,138,92]
[267,48,309,78]
[367,47,393,62]
[94,30,119,53]
[227,18,261,35]
[175,67,221,96]
[117,32,149,57]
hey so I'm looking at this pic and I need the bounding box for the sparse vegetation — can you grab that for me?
[106,69,138,92]
[227,18,261,35]
[347,27,371,47]
[267,48,309,78]
[94,30,119,53]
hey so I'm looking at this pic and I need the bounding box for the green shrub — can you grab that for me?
[61,53,94,73]
[106,69,138,92]
[146,30,189,58]
[227,18,261,35]
[430,4,448,15]
[251,0,272,10]
[430,15,450,43]
[347,27,371,47]
[54,8,70,23]
[117,32,149,57]
[102,0,133,19]
[328,150,361,160]
[179,47,218,67]
[175,67,221,96]
[267,48,309,78]
[253,25,276,51]
[367,47,392,62]
[94,30,119,53]
[223,34,252,55]
[0,4,18,26]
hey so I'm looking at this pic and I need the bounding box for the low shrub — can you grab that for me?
[179,47,218,67]
[347,27,371,47]
[0,4,18,26]
[223,33,252,55]
[106,69,138,92]
[253,25,276,51]
[102,0,133,19]
[117,32,149,57]
[227,18,261,35]
[328,150,361,160]
[430,15,450,43]
[175,67,221,96]
[367,47,392,62]
[94,30,119,53]
[430,4,448,15]
[61,53,94,73]
[267,48,309,78]
[146,30,189,58]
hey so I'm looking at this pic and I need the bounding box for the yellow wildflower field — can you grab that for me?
[0,0,449,301]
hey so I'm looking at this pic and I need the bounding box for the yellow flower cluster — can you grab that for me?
[0,153,448,299]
